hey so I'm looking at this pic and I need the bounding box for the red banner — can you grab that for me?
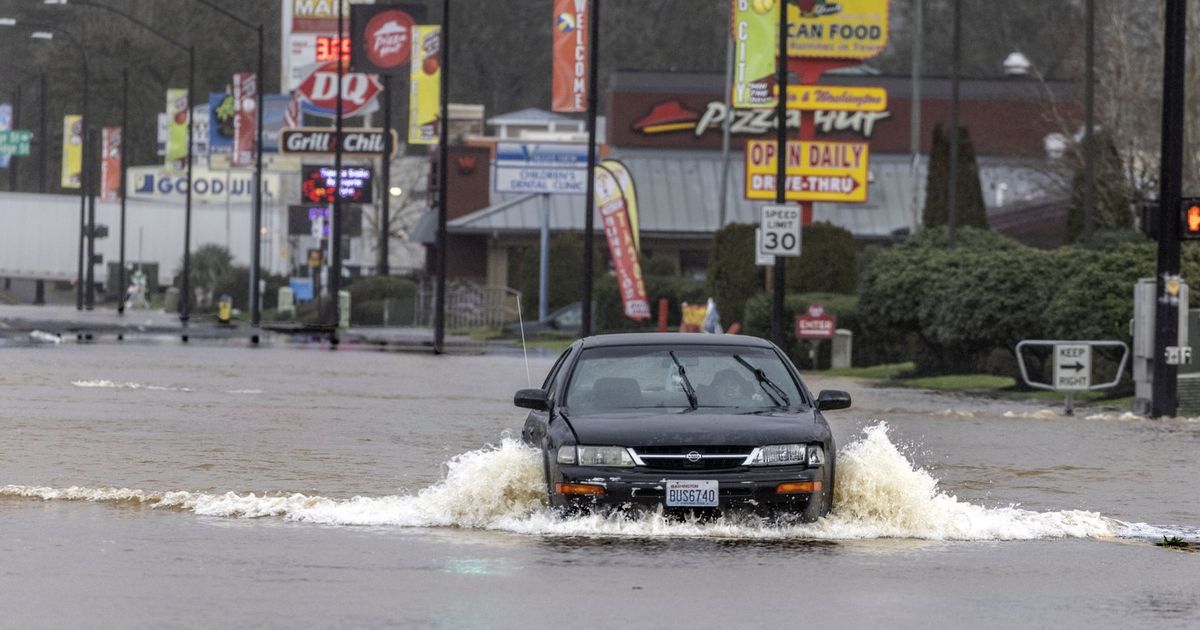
[232,72,257,166]
[596,166,650,320]
[552,0,588,113]
[100,127,121,203]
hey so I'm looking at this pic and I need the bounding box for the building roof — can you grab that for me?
[487,107,580,125]
[410,148,1063,243]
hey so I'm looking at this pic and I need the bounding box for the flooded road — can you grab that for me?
[2,343,1198,628]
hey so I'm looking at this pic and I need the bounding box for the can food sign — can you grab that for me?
[296,61,383,118]
[795,303,836,339]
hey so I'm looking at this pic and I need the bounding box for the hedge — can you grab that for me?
[595,272,707,333]
[706,223,760,330]
[857,227,1177,375]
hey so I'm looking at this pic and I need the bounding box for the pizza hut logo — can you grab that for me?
[456,155,477,174]
[364,10,414,70]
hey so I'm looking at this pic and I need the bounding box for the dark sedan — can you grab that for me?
[516,333,850,521]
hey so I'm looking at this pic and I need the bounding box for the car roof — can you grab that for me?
[578,333,778,349]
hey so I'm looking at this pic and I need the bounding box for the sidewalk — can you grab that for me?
[0,303,484,352]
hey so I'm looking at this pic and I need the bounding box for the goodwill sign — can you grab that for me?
[126,166,279,204]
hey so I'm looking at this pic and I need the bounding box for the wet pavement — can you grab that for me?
[1,342,1197,629]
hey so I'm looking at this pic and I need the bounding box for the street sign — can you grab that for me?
[754,228,776,267]
[280,127,398,157]
[1054,344,1092,390]
[493,142,588,195]
[796,303,836,339]
[0,129,32,156]
[744,140,870,203]
[759,204,801,257]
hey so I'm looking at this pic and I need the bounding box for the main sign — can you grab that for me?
[759,204,801,257]
[787,0,890,60]
[280,127,397,157]
[493,142,589,195]
[744,139,869,202]
[1054,344,1092,391]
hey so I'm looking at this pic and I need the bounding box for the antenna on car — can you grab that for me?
[516,294,531,387]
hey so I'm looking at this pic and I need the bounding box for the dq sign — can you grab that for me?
[295,61,383,118]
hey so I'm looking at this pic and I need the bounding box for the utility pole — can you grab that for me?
[1151,0,1187,418]
[909,0,922,231]
[433,0,452,352]
[946,0,961,245]
[1083,0,1096,242]
[770,0,788,347]
[580,0,599,338]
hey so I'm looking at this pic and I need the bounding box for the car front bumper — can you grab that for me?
[551,464,828,520]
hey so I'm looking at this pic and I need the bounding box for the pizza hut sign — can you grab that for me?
[795,303,837,340]
[296,61,383,118]
[350,5,424,75]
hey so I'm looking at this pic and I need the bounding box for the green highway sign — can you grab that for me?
[0,130,33,157]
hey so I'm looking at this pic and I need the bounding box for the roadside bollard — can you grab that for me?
[218,294,233,325]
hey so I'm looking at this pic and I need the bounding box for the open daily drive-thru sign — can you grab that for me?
[744,139,869,202]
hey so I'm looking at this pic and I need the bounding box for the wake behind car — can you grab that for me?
[516,333,850,521]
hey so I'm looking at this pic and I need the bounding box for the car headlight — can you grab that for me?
[746,444,813,466]
[572,446,635,468]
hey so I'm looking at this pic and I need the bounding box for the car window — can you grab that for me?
[564,345,803,414]
[541,347,573,391]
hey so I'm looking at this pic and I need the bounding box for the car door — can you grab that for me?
[521,347,573,446]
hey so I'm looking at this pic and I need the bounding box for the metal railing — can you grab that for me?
[416,280,521,330]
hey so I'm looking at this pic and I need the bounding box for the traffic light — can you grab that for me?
[1183,198,1200,240]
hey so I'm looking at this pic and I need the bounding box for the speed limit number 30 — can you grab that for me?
[760,204,802,257]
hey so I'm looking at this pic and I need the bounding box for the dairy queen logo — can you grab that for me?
[364,10,414,69]
[296,61,383,118]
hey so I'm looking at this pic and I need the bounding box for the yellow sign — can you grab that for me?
[60,115,82,189]
[408,25,441,145]
[744,139,869,203]
[730,0,778,108]
[786,85,887,111]
[787,0,889,60]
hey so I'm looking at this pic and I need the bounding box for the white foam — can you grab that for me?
[71,380,192,392]
[1002,409,1061,419]
[0,424,1157,541]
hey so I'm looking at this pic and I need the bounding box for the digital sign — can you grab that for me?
[301,165,374,204]
[315,36,351,62]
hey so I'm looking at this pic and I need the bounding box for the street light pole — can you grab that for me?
[118,67,128,315]
[580,0,599,339]
[194,0,266,327]
[47,0,196,329]
[5,19,90,310]
[434,0,452,352]
[770,0,788,347]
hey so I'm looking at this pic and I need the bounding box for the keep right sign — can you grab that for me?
[1054,344,1092,390]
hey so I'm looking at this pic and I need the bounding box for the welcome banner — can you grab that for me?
[552,0,588,113]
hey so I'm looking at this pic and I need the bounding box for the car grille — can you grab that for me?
[630,446,753,471]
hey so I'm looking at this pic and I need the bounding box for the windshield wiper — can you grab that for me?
[668,351,699,410]
[732,355,790,408]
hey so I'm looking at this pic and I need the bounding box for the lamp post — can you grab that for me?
[6,71,47,193]
[194,0,266,328]
[1,18,90,310]
[46,0,197,330]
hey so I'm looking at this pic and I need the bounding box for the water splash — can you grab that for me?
[0,423,1177,541]
[71,380,192,392]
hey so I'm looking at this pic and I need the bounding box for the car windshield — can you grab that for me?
[564,344,804,414]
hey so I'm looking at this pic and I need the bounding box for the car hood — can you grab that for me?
[561,409,827,447]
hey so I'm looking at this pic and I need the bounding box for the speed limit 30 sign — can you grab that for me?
[759,204,802,257]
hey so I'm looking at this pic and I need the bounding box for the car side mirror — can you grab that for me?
[816,390,851,411]
[514,388,550,411]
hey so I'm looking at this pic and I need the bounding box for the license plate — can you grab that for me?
[665,480,718,507]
